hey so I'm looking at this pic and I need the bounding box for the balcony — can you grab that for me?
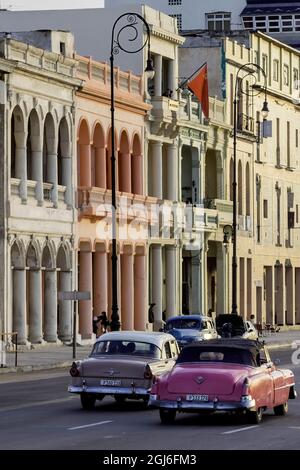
[179,93,204,125]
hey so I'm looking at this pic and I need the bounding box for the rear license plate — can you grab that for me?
[100,379,122,386]
[186,394,209,402]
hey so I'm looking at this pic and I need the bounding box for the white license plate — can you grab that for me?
[186,394,209,402]
[100,379,122,386]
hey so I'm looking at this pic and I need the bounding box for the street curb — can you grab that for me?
[267,342,294,350]
[0,361,71,375]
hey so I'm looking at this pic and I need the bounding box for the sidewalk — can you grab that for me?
[1,330,300,374]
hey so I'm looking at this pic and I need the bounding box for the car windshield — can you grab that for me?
[91,340,161,359]
[177,346,257,366]
[166,319,201,330]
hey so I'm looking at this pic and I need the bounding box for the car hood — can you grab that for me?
[166,363,250,395]
[81,355,156,378]
[168,328,200,341]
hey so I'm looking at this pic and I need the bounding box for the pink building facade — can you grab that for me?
[76,56,151,339]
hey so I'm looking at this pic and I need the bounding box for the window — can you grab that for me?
[273,59,279,82]
[263,199,268,219]
[268,15,280,32]
[283,64,289,86]
[169,14,182,30]
[293,68,299,89]
[296,204,299,224]
[164,342,172,359]
[243,14,300,33]
[168,0,181,4]
[262,54,268,76]
[206,12,231,32]
[282,15,293,31]
[243,16,253,29]
[60,42,66,55]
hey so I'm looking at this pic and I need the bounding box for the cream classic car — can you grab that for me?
[68,331,179,409]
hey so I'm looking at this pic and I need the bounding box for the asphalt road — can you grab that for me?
[0,348,299,450]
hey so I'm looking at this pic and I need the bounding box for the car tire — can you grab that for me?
[80,393,96,410]
[274,402,288,416]
[114,395,126,404]
[247,407,263,424]
[159,409,176,424]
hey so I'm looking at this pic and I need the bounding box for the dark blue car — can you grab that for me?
[165,315,218,349]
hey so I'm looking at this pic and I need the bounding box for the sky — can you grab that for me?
[0,0,104,9]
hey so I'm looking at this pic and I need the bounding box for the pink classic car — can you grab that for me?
[149,339,297,424]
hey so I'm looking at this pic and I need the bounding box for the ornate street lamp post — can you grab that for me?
[231,63,269,314]
[109,13,154,331]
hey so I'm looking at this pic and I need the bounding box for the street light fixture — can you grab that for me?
[231,63,268,315]
[109,13,154,331]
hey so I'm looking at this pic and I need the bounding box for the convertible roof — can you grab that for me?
[184,338,264,353]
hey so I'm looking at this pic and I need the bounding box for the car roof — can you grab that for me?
[182,338,264,354]
[95,331,175,348]
[166,315,208,321]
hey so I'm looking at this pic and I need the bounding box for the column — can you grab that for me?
[47,153,58,206]
[191,253,201,314]
[266,266,274,325]
[79,144,91,186]
[132,154,143,195]
[247,258,252,319]
[107,253,112,321]
[61,155,72,207]
[275,265,284,325]
[29,269,43,343]
[216,244,226,315]
[152,142,163,199]
[58,270,72,341]
[168,58,177,98]
[239,257,245,319]
[95,147,106,188]
[166,245,176,318]
[44,269,57,342]
[121,252,134,330]
[154,55,162,97]
[167,144,178,201]
[31,139,43,204]
[12,269,27,345]
[295,268,300,324]
[79,251,93,338]
[134,254,146,330]
[93,251,107,315]
[202,241,208,314]
[120,152,131,193]
[14,130,27,201]
[152,245,162,329]
[286,266,295,325]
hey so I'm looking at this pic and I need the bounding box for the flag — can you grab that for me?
[187,63,209,119]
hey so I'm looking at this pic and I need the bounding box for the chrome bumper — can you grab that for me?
[68,385,149,396]
[149,395,256,411]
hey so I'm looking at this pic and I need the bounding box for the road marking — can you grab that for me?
[289,426,300,430]
[222,425,258,435]
[68,420,113,431]
[0,396,77,413]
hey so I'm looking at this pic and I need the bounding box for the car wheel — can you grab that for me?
[80,393,96,410]
[247,407,263,424]
[114,395,126,404]
[274,402,288,416]
[159,409,176,424]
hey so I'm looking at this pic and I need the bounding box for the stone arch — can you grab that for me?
[131,133,143,195]
[41,242,56,269]
[78,118,91,187]
[238,160,243,216]
[57,243,71,271]
[26,240,41,268]
[245,162,250,217]
[106,127,118,190]
[92,122,106,188]
[11,105,26,179]
[27,109,41,182]
[57,117,71,186]
[119,130,131,193]
[43,113,56,184]
[11,239,26,269]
